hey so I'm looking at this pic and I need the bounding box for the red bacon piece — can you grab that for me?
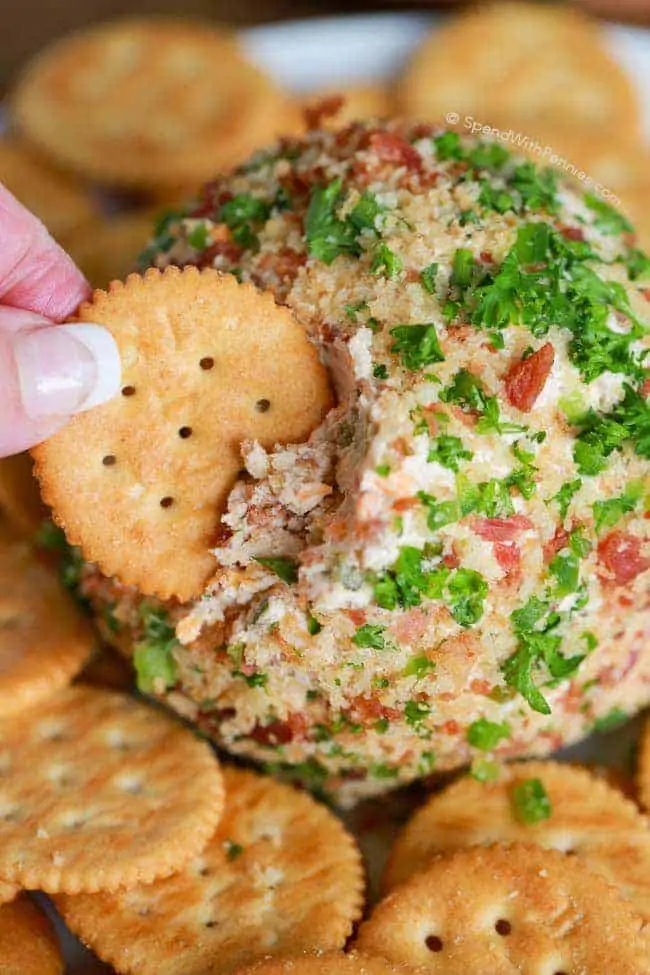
[504,342,555,412]
[597,531,650,586]
[493,542,521,577]
[367,131,423,171]
[472,515,533,541]
[250,713,308,746]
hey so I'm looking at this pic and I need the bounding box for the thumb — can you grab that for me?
[0,307,121,457]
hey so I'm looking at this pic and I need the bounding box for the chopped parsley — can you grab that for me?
[592,479,644,534]
[467,718,511,751]
[187,221,210,250]
[623,247,650,281]
[440,370,525,434]
[420,262,439,294]
[390,323,444,370]
[573,384,650,475]
[404,655,436,679]
[133,603,178,694]
[352,624,391,650]
[584,192,633,236]
[138,209,183,268]
[427,434,473,471]
[254,556,298,585]
[307,613,322,636]
[373,363,389,380]
[451,248,476,288]
[433,131,464,161]
[552,478,582,520]
[404,700,431,726]
[234,670,269,689]
[305,179,360,263]
[219,194,272,249]
[501,591,592,715]
[373,548,487,626]
[478,181,516,214]
[371,243,403,278]
[470,758,501,782]
[511,777,552,824]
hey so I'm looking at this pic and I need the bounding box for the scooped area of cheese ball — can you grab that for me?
[80,120,650,805]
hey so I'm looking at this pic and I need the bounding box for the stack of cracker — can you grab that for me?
[0,520,365,973]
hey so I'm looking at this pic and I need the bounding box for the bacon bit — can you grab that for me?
[304,95,345,130]
[411,123,436,139]
[470,678,492,695]
[367,131,423,171]
[544,526,570,562]
[256,248,306,282]
[597,531,650,586]
[494,542,521,578]
[642,289,650,303]
[560,225,585,243]
[346,609,367,627]
[393,497,420,512]
[347,696,401,724]
[250,713,308,746]
[641,377,650,397]
[480,251,494,264]
[390,608,429,644]
[504,342,555,412]
[443,552,460,570]
[405,268,421,284]
[442,720,460,736]
[472,515,533,541]
[197,233,243,268]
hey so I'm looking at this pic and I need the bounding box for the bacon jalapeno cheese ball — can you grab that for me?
[76,121,649,804]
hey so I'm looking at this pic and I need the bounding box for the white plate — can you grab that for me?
[55,10,650,971]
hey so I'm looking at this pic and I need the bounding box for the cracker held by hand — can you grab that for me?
[359,844,650,974]
[0,896,64,975]
[383,760,650,922]
[0,685,224,893]
[33,267,332,603]
[0,523,94,718]
[57,766,364,975]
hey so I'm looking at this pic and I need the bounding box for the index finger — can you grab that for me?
[0,184,90,322]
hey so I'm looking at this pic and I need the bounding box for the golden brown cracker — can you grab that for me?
[359,844,649,974]
[382,762,650,922]
[0,138,97,240]
[33,267,333,603]
[0,684,224,893]
[63,211,156,288]
[235,954,413,975]
[0,895,64,975]
[0,525,94,718]
[399,3,639,139]
[11,18,297,191]
[57,766,364,974]
[0,452,48,538]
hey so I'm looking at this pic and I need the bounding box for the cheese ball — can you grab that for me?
[78,121,649,805]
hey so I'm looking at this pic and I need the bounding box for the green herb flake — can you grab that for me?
[133,604,178,694]
[352,624,389,650]
[404,700,431,726]
[390,323,444,371]
[403,655,436,680]
[593,707,628,733]
[371,243,403,278]
[307,613,322,636]
[511,777,552,824]
[420,262,439,294]
[427,434,473,471]
[467,718,511,751]
[447,568,488,627]
[373,363,389,380]
[254,556,298,585]
[592,480,643,534]
[584,192,633,235]
[470,758,501,782]
[552,479,582,521]
[305,179,359,264]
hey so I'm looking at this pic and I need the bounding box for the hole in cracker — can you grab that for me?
[102,455,117,467]
[121,385,136,397]
[495,919,511,936]
[199,357,215,370]
[204,920,217,929]
[160,497,174,509]
[178,426,193,439]
[425,935,443,953]
[255,398,271,413]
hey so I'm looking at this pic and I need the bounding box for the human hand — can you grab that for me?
[0,184,121,458]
